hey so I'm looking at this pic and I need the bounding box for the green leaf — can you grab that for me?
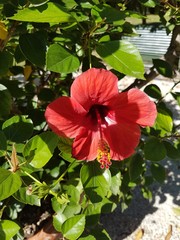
[91,4,125,25]
[141,187,152,200]
[58,137,75,162]
[46,43,80,74]
[13,187,41,206]
[79,236,96,240]
[110,167,121,195]
[58,137,73,155]
[53,212,67,232]
[9,2,75,23]
[63,185,80,204]
[38,88,55,101]
[101,197,117,214]
[0,131,7,157]
[61,215,85,240]
[140,0,157,7]
[0,79,25,98]
[96,40,145,79]
[144,137,166,161]
[90,226,111,240]
[163,141,180,160]
[23,131,59,168]
[144,84,162,99]
[0,168,22,201]
[2,115,33,143]
[0,220,20,240]
[171,92,180,106]
[0,84,12,118]
[84,203,102,226]
[0,50,13,76]
[30,0,49,6]
[80,162,111,203]
[19,31,47,68]
[155,108,173,134]
[129,154,144,181]
[153,59,173,78]
[56,0,77,9]
[151,163,166,183]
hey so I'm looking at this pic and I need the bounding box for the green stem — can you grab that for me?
[160,133,180,139]
[88,39,92,69]
[157,80,180,104]
[52,160,77,187]
[24,171,42,185]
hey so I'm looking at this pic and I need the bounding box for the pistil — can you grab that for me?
[95,108,111,169]
[97,139,111,169]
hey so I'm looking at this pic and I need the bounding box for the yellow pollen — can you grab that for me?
[97,140,111,169]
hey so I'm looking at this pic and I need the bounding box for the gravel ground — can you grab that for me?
[101,76,180,240]
[101,158,180,240]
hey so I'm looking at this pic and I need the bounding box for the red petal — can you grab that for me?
[71,68,118,111]
[72,128,100,160]
[104,121,140,160]
[110,88,157,127]
[45,96,87,138]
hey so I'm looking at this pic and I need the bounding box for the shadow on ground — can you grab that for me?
[101,159,180,240]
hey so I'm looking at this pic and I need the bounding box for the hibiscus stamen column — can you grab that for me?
[95,108,111,169]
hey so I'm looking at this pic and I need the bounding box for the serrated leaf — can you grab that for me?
[46,43,80,74]
[61,215,85,240]
[9,2,75,23]
[96,40,145,78]
[23,131,59,168]
[0,220,20,240]
[144,137,166,161]
[151,163,166,183]
[2,115,33,143]
[80,162,111,203]
[0,168,22,201]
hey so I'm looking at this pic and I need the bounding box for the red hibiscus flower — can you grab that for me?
[45,68,157,169]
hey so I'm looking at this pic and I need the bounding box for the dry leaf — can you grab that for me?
[165,225,172,240]
[0,22,8,40]
[24,65,32,80]
[28,218,63,240]
[10,144,19,172]
[135,228,144,240]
